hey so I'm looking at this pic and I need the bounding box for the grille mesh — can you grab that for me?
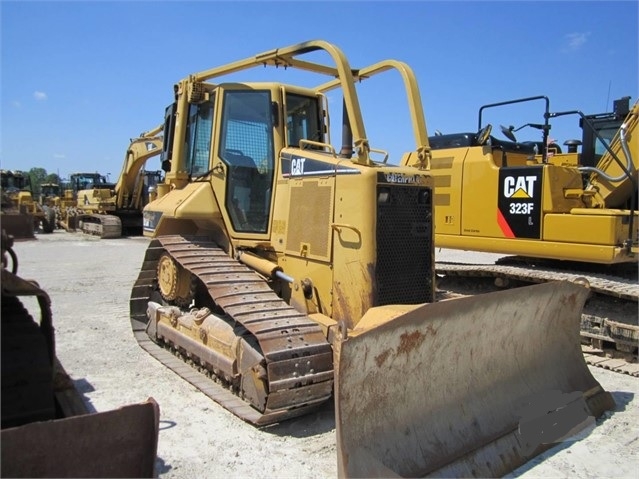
[376,185,434,305]
[286,181,332,260]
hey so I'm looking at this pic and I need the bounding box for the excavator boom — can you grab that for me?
[68,129,163,238]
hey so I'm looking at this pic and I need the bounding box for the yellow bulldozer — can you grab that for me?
[61,131,163,238]
[129,40,614,477]
[1,170,56,239]
[0,228,160,477]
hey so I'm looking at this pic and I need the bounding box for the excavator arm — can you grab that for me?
[114,125,163,210]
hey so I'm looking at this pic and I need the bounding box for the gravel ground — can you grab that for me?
[9,231,639,478]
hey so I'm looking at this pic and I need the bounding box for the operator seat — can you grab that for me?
[223,149,267,232]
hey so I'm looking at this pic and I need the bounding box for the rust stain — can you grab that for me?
[375,349,391,367]
[397,330,426,355]
[332,265,375,329]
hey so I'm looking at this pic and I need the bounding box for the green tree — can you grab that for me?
[44,173,61,185]
[28,167,47,195]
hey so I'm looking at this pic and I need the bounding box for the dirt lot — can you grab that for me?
[10,231,639,478]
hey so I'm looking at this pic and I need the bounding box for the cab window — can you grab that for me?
[219,90,274,233]
[286,94,322,147]
[184,99,215,176]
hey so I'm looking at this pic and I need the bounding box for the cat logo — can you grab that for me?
[504,175,537,199]
[291,157,306,176]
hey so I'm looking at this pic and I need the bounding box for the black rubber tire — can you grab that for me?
[42,206,56,233]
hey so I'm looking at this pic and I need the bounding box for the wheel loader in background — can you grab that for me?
[129,40,614,478]
[39,182,62,209]
[0,228,160,477]
[64,129,163,238]
[1,169,56,239]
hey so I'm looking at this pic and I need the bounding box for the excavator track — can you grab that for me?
[436,259,639,376]
[130,235,334,426]
[78,214,122,239]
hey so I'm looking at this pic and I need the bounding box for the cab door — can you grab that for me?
[210,88,276,237]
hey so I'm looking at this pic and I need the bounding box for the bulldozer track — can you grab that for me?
[130,235,334,426]
[79,214,122,239]
[436,261,638,377]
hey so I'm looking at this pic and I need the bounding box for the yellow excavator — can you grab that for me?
[421,95,638,265]
[72,128,163,238]
[401,95,638,369]
[130,40,614,477]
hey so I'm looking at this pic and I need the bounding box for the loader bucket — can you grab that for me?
[334,281,614,478]
[1,398,160,478]
[0,213,35,240]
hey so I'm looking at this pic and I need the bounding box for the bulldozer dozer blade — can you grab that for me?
[1,398,160,478]
[334,281,614,478]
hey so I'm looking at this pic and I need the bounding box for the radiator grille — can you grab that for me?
[376,185,434,305]
[286,181,332,260]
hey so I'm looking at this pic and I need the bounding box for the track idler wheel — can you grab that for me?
[156,253,195,307]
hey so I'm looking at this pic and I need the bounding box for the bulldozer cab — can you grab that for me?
[159,83,327,236]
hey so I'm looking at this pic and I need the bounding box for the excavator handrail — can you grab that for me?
[478,95,551,164]
[177,40,373,165]
[314,58,432,169]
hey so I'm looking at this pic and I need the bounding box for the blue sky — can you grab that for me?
[2,0,637,180]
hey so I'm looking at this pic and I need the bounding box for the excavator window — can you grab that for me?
[219,90,274,233]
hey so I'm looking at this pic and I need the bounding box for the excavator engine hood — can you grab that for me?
[334,281,614,478]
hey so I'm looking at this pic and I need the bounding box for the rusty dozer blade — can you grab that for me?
[1,398,160,478]
[334,281,615,478]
